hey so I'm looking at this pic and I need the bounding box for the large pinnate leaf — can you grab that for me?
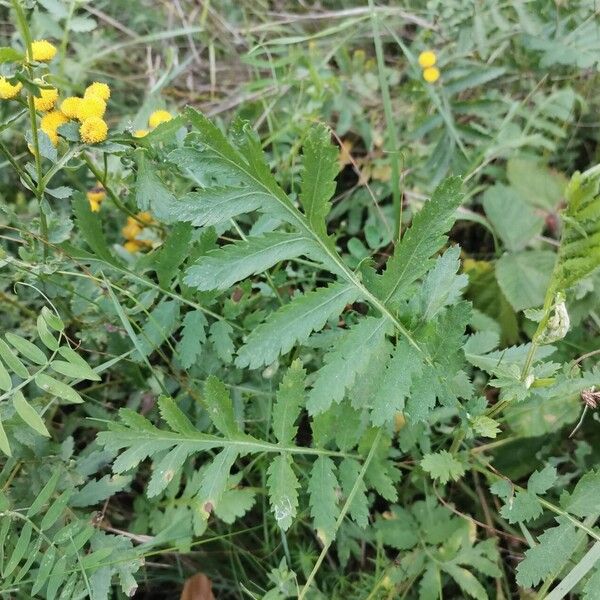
[299,124,339,239]
[184,233,317,292]
[235,282,360,369]
[368,177,463,304]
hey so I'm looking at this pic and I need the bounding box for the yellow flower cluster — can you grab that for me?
[418,50,440,83]
[134,109,173,138]
[87,183,106,212]
[121,212,155,253]
[0,38,113,148]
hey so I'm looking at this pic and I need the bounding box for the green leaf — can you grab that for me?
[299,124,339,238]
[176,310,207,369]
[562,470,600,518]
[507,157,567,210]
[71,474,132,507]
[272,360,305,445]
[236,282,359,370]
[483,184,544,252]
[528,465,558,495]
[214,487,256,524]
[308,456,340,544]
[0,358,12,391]
[31,544,56,595]
[267,454,299,531]
[306,317,389,415]
[470,415,500,439]
[5,333,47,365]
[500,491,542,524]
[368,177,463,304]
[421,451,465,484]
[204,376,239,436]
[135,299,180,359]
[420,245,468,320]
[50,359,100,381]
[196,447,239,519]
[442,565,487,600]
[13,391,50,437]
[159,187,273,227]
[495,250,555,311]
[72,193,114,263]
[134,149,177,217]
[184,233,317,291]
[40,489,72,531]
[3,521,32,578]
[516,520,579,588]
[375,506,418,550]
[209,320,234,363]
[158,395,195,434]
[35,373,84,404]
[339,458,369,528]
[148,445,193,498]
[45,554,67,600]
[28,471,61,518]
[36,314,59,351]
[41,307,64,332]
[0,417,10,457]
[154,222,192,288]
[370,338,423,426]
[0,47,24,63]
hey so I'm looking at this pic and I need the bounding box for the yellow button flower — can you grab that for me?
[418,50,437,69]
[87,185,105,212]
[84,82,111,101]
[148,110,172,128]
[33,86,59,111]
[41,110,68,133]
[137,211,155,225]
[76,94,106,121]
[80,117,108,144]
[30,40,57,62]
[122,219,142,240]
[422,67,440,83]
[60,96,82,119]
[133,129,148,138]
[0,77,23,100]
[124,240,144,253]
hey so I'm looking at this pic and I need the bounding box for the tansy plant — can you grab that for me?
[2,2,600,599]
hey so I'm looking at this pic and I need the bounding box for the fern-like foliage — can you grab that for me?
[100,108,472,542]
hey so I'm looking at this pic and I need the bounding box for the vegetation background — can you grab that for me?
[1,1,600,599]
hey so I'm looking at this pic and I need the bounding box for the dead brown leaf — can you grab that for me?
[180,573,215,600]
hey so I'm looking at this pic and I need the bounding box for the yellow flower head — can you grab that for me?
[148,110,172,128]
[137,211,155,225]
[60,96,82,119]
[87,185,105,212]
[122,219,142,240]
[422,66,440,83]
[80,117,108,144]
[33,86,59,111]
[418,50,437,69]
[133,129,148,138]
[30,40,57,62]
[41,110,68,134]
[84,82,111,101]
[0,77,23,100]
[124,240,144,253]
[76,94,106,121]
